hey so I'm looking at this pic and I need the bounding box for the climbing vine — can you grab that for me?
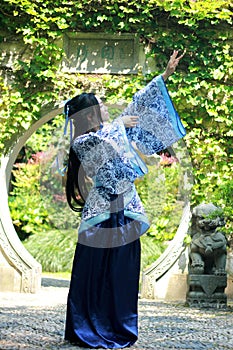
[0,0,233,239]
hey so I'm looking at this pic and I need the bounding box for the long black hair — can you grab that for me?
[65,93,103,212]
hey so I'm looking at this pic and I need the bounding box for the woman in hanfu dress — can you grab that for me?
[64,50,186,348]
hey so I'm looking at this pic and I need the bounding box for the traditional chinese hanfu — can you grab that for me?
[65,75,186,348]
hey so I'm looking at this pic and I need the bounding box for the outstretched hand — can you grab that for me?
[162,49,186,81]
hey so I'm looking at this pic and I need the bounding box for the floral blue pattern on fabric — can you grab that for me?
[71,74,186,243]
[72,119,147,232]
[120,75,186,155]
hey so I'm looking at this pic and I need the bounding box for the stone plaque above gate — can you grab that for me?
[62,33,144,74]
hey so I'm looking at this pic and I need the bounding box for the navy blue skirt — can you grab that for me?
[65,220,141,348]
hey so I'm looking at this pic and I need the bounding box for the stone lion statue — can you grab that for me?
[189,203,227,275]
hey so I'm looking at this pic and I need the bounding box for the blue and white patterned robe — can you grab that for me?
[71,75,186,247]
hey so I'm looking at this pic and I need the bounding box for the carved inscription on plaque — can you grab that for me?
[63,33,142,74]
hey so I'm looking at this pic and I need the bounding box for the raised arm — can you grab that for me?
[161,49,186,81]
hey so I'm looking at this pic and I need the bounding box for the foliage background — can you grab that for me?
[1,0,233,271]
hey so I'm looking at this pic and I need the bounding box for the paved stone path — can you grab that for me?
[0,278,233,349]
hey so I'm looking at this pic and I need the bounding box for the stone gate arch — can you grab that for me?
[0,102,64,293]
[0,101,191,295]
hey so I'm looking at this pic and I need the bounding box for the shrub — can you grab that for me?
[9,148,81,240]
[23,228,78,272]
[136,156,184,243]
[9,162,50,240]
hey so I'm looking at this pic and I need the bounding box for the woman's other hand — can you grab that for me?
[162,49,186,81]
[121,115,139,128]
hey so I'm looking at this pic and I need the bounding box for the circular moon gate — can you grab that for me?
[0,102,63,292]
[0,102,192,294]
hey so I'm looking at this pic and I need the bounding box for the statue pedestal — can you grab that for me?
[186,274,227,308]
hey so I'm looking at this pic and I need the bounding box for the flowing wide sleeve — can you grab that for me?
[120,74,186,155]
